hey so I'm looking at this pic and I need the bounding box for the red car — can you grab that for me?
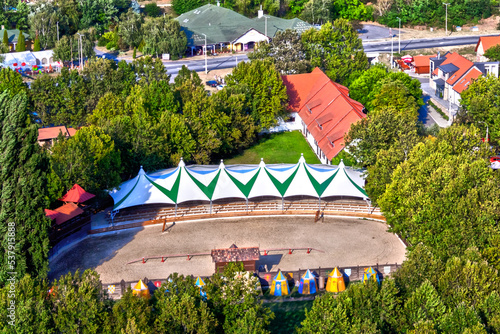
[490,156,500,163]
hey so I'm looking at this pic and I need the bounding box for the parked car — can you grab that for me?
[490,156,500,163]
[206,80,218,87]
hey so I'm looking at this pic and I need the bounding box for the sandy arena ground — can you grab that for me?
[49,216,406,284]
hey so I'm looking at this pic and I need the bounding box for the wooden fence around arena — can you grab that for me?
[91,199,384,235]
[102,262,402,299]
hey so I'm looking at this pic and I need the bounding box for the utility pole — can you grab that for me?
[76,33,83,70]
[202,33,207,74]
[57,21,59,42]
[443,3,450,36]
[391,33,394,69]
[397,17,401,54]
[264,16,268,40]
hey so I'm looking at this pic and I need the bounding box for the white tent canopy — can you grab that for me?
[109,155,368,211]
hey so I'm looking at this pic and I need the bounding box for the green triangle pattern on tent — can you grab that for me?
[343,169,368,197]
[145,172,182,203]
[304,165,339,197]
[264,165,300,196]
[113,176,141,210]
[224,168,261,198]
[184,168,221,200]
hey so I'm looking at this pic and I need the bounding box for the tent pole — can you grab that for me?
[319,197,321,211]
[210,200,212,215]
[281,197,284,211]
[246,198,248,212]
[175,203,177,219]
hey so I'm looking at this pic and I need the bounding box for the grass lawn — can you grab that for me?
[267,299,314,333]
[225,131,321,164]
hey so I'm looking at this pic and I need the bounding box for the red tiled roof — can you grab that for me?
[414,55,435,67]
[437,52,474,86]
[44,209,60,220]
[60,184,95,203]
[38,126,77,141]
[282,67,330,111]
[282,68,366,160]
[452,67,482,93]
[475,35,500,52]
[53,203,84,225]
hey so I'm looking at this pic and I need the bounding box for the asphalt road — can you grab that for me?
[363,35,487,52]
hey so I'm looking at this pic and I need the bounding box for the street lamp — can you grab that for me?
[443,3,450,36]
[202,33,207,74]
[390,33,394,69]
[396,17,401,54]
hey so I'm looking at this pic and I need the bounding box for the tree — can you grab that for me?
[144,2,161,17]
[378,125,500,259]
[403,280,446,331]
[249,29,310,75]
[349,64,389,109]
[51,270,112,333]
[112,289,152,333]
[172,0,205,15]
[344,108,420,167]
[142,16,187,58]
[2,29,8,48]
[33,36,41,51]
[50,125,122,194]
[28,0,60,49]
[119,9,143,49]
[0,91,51,284]
[371,78,420,116]
[300,0,334,24]
[53,35,77,63]
[459,75,500,146]
[333,0,373,21]
[484,44,500,61]
[15,30,25,52]
[301,19,368,85]
[226,59,288,130]
[0,68,27,97]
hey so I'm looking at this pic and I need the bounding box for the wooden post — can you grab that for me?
[144,277,148,285]
[120,279,126,296]
[357,265,360,280]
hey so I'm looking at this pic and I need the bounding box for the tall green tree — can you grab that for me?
[0,91,51,284]
[142,15,187,58]
[301,19,368,85]
[249,29,310,75]
[0,68,27,97]
[2,29,8,48]
[15,30,25,52]
[28,0,61,49]
[484,44,500,62]
[226,59,288,130]
[378,125,500,260]
[32,36,41,51]
[118,8,143,49]
[300,0,334,24]
[50,125,122,194]
[53,34,77,63]
[458,75,500,145]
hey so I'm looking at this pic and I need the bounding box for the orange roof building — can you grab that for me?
[282,68,366,164]
[38,126,77,147]
[475,35,500,61]
[413,55,435,74]
[45,202,84,225]
[429,52,498,108]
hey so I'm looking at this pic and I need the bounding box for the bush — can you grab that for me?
[144,3,161,17]
[106,41,118,51]
[97,36,109,47]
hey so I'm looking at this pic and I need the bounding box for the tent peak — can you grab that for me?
[219,159,225,169]
[178,157,186,168]
[299,153,305,163]
[259,158,266,168]
[138,166,145,176]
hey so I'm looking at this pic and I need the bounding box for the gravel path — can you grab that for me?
[49,216,406,283]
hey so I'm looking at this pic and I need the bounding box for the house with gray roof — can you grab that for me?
[176,4,312,55]
[0,28,30,52]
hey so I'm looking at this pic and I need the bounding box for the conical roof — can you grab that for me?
[274,270,287,282]
[329,267,342,278]
[365,267,376,275]
[60,184,95,203]
[133,279,148,291]
[195,276,205,287]
[302,269,315,280]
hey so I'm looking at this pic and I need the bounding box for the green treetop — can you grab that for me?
[15,30,26,52]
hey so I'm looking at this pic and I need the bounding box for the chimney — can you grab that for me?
[437,51,440,59]
[258,5,264,18]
